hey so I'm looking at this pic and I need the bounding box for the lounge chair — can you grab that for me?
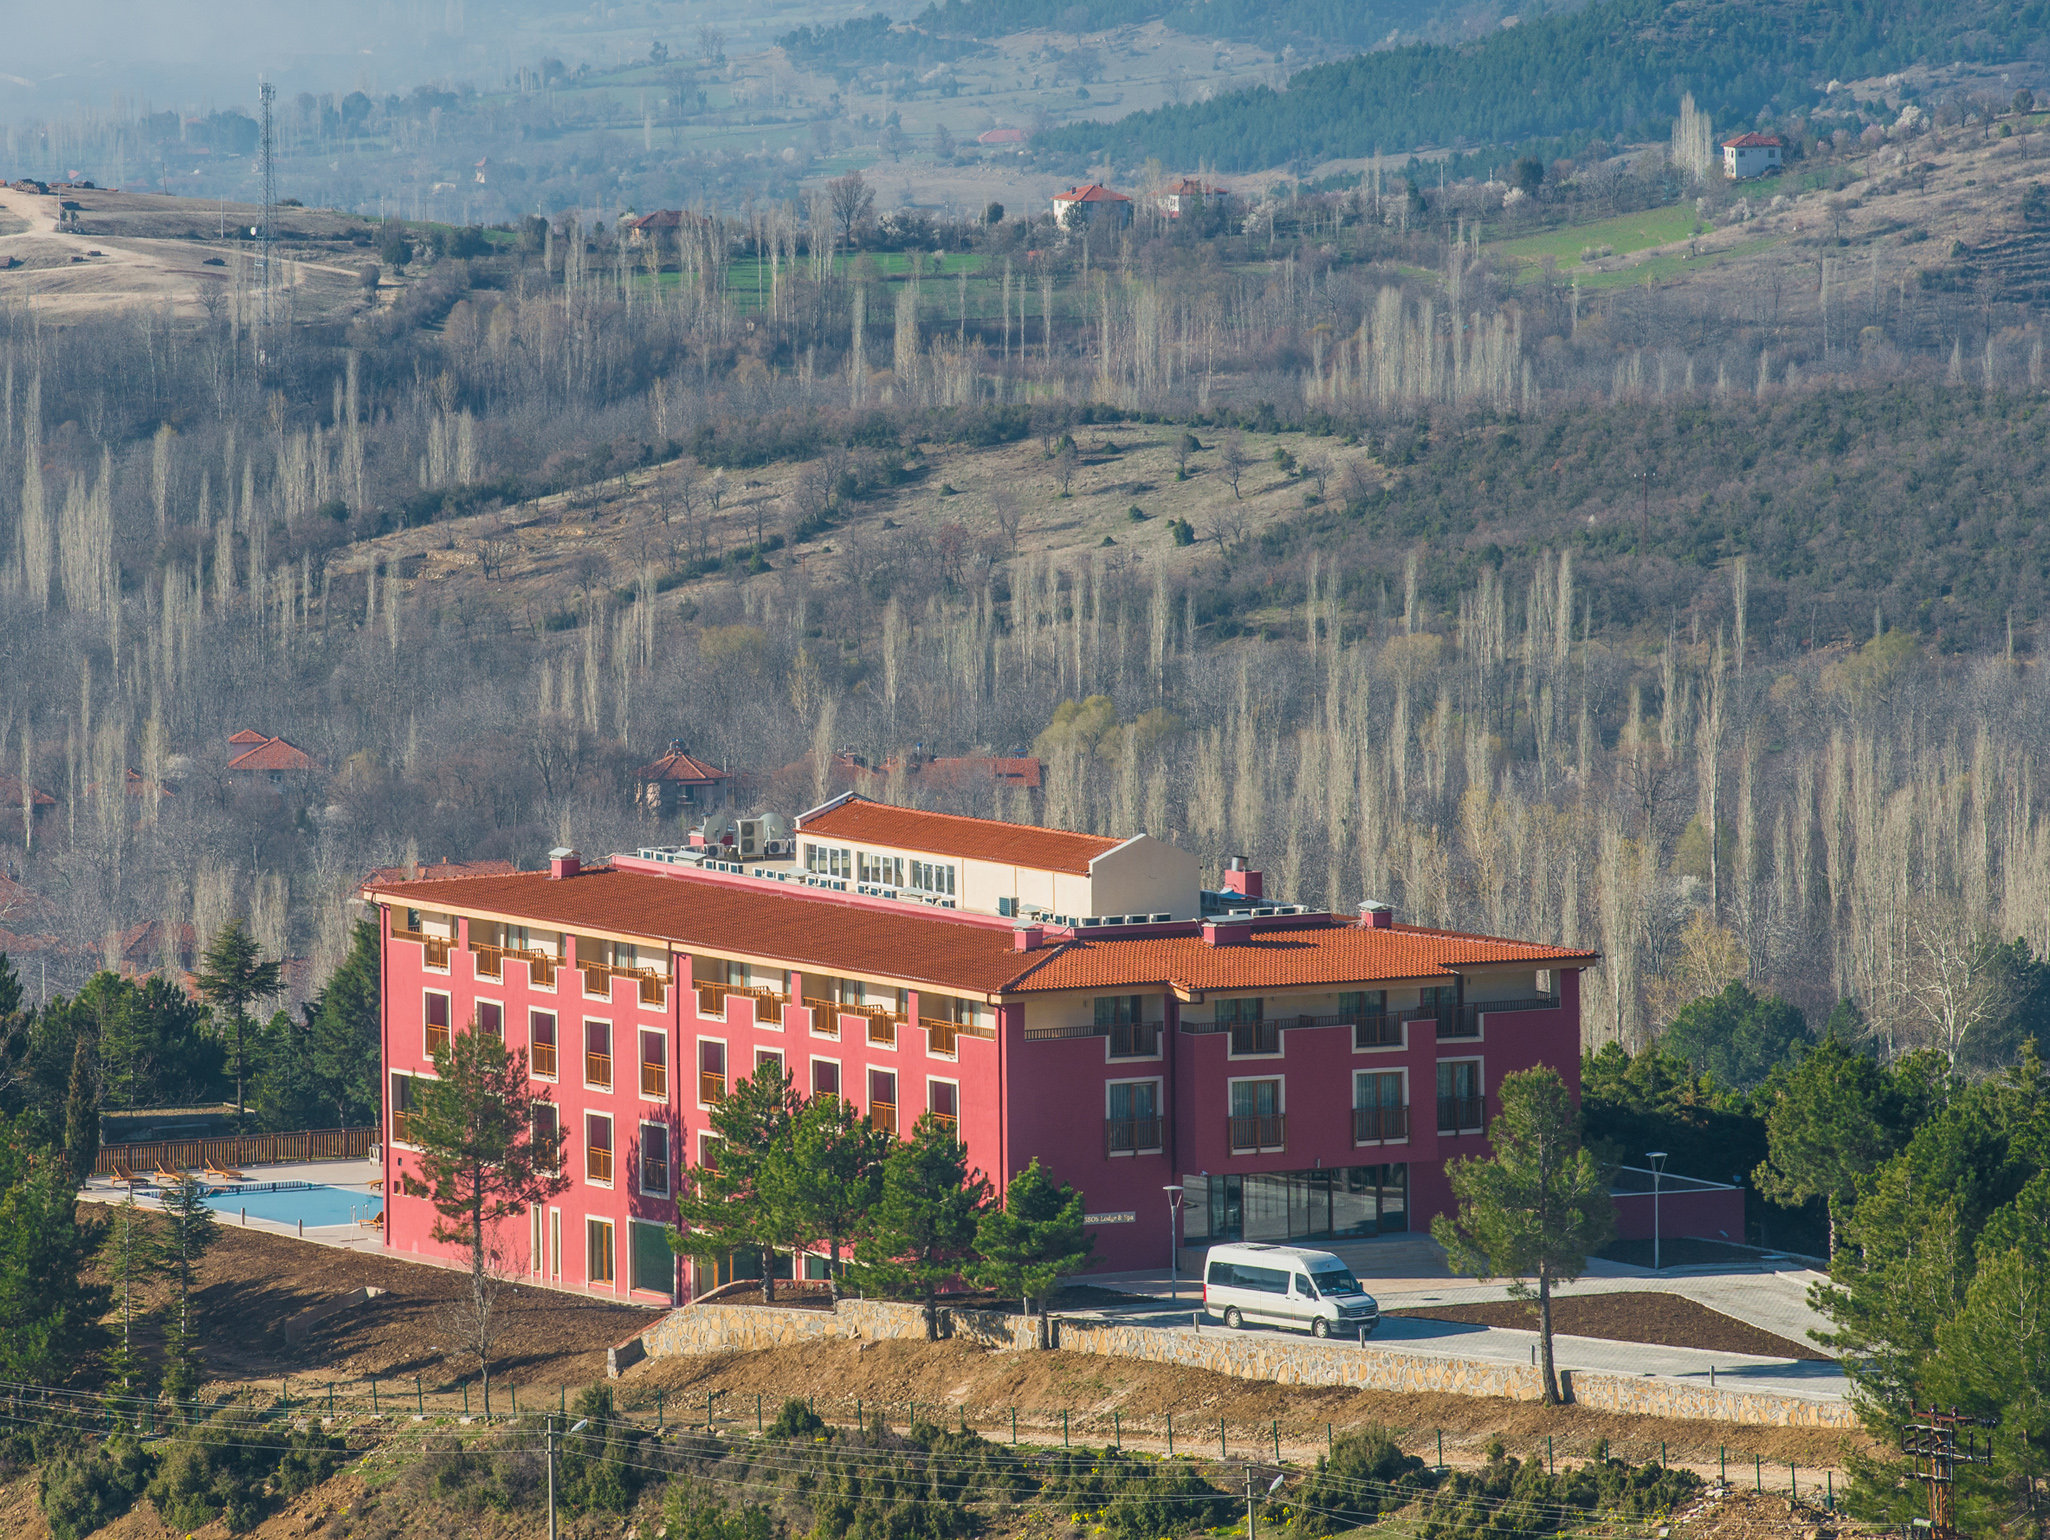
[153,1165,188,1187]
[204,1157,246,1182]
[110,1162,145,1187]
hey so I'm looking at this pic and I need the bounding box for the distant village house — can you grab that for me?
[1722,133,1782,179]
[637,741,734,816]
[1155,177,1232,218]
[1051,183,1132,229]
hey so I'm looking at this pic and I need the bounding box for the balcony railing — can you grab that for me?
[802,997,840,1036]
[870,1100,897,1134]
[1228,1022,1281,1056]
[471,943,503,979]
[425,1023,451,1057]
[866,1013,902,1048]
[422,937,453,969]
[1353,1014,1402,1049]
[641,1060,667,1098]
[922,1018,960,1056]
[1438,1095,1486,1134]
[1353,1103,1410,1143]
[642,1155,668,1193]
[699,1070,726,1105]
[1423,997,1563,1041]
[390,1108,414,1146]
[930,1109,957,1133]
[1227,1113,1286,1153]
[531,1041,558,1078]
[696,980,785,1019]
[1105,1115,1164,1155]
[585,1051,612,1089]
[587,1144,613,1184]
[509,949,558,987]
[1108,1022,1161,1058]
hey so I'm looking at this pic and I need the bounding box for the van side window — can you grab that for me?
[1295,1274,1314,1297]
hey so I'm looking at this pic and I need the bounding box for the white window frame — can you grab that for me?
[474,995,506,1040]
[586,1215,617,1289]
[389,1067,436,1150]
[637,1119,672,1197]
[585,1111,615,1189]
[548,1206,562,1280]
[422,989,454,1059]
[1219,999,1280,1061]
[755,1046,785,1078]
[927,1074,962,1130]
[1436,1055,1486,1134]
[1225,1073,1287,1153]
[582,1017,615,1092]
[529,1008,560,1083]
[1104,1075,1164,1155]
[1352,1067,1410,1146]
[637,1027,669,1104]
[697,1034,728,1109]
[811,1055,842,1100]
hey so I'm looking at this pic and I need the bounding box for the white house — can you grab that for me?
[1722,132,1783,180]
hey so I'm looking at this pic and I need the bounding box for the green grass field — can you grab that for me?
[1490,203,1702,267]
[1568,234,1781,290]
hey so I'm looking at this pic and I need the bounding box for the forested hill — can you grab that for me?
[1035,0,2050,169]
[914,0,1455,51]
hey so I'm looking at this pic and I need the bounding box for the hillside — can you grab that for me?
[1036,0,2050,167]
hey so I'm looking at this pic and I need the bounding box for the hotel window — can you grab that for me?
[630,1218,673,1295]
[533,1103,561,1173]
[1107,1080,1162,1154]
[424,991,452,1057]
[756,1047,784,1077]
[586,1113,614,1184]
[531,1011,558,1079]
[812,1059,840,1098]
[908,860,957,895]
[1219,998,1277,1056]
[585,1021,613,1089]
[640,1030,667,1098]
[806,844,852,878]
[587,1218,616,1286]
[869,1069,898,1134]
[858,852,904,886]
[476,1000,503,1039]
[929,1079,959,1131]
[390,1072,419,1146]
[549,1208,562,1280]
[1437,1060,1484,1134]
[699,1040,727,1104]
[640,1122,671,1195]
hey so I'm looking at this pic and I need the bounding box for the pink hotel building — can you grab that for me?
[365,795,1598,1302]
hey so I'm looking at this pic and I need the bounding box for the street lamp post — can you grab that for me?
[1646,1151,1669,1273]
[1164,1185,1185,1302]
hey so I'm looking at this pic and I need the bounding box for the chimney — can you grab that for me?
[1222,856,1263,901]
[1012,924,1046,952]
[1359,901,1394,930]
[1200,919,1237,947]
[548,847,581,880]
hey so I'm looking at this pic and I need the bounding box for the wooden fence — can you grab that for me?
[93,1126,377,1178]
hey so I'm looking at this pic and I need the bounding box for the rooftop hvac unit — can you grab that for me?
[1150,912,1173,923]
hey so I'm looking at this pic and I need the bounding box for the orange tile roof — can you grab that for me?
[364,864,1033,995]
[637,749,731,783]
[226,736,321,773]
[227,728,269,745]
[363,857,520,887]
[1007,921,1595,995]
[1054,183,1130,204]
[1722,132,1781,147]
[361,862,1594,998]
[798,795,1118,874]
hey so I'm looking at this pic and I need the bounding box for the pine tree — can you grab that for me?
[758,1091,889,1299]
[1431,1068,1612,1403]
[156,1174,217,1412]
[973,1158,1093,1345]
[196,919,284,1130]
[672,1060,799,1300]
[854,1115,990,1340]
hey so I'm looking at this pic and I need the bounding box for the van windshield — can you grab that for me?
[1308,1265,1363,1297]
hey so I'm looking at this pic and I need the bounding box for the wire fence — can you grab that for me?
[0,1373,1854,1512]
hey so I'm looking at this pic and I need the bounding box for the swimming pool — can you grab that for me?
[201,1181,384,1229]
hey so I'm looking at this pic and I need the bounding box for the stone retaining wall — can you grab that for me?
[622,1302,1855,1430]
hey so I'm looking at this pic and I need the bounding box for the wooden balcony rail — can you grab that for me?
[930,1110,957,1133]
[390,923,427,943]
[1228,1022,1281,1055]
[1353,1014,1402,1049]
[867,1014,901,1048]
[97,1125,378,1178]
[470,943,503,979]
[699,1071,726,1104]
[641,1060,667,1098]
[643,1154,668,1192]
[531,1041,558,1078]
[509,949,558,987]
[422,937,453,969]
[869,1101,897,1134]
[922,1018,960,1056]
[1105,1115,1164,1155]
[638,974,666,1006]
[585,1051,612,1089]
[696,980,786,1017]
[800,998,839,1035]
[425,1023,452,1057]
[1437,1095,1486,1134]
[1353,1104,1410,1143]
[390,1109,414,1146]
[1227,1113,1286,1153]
[587,1145,613,1184]
[1108,1022,1161,1058]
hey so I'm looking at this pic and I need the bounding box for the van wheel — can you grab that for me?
[1223,1307,1243,1330]
[1312,1318,1331,1339]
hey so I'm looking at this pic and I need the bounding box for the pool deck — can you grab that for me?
[82,1158,388,1254]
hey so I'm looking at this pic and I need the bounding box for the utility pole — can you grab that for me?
[1245,1466,1255,1540]
[257,77,278,338]
[1902,1403,1997,1540]
[546,1413,557,1540]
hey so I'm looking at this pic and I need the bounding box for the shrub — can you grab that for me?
[39,1436,153,1540]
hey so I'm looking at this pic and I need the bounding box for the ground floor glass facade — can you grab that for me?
[1181,1164,1408,1244]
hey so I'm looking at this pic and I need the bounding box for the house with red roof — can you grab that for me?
[355,796,1681,1303]
[226,735,322,786]
[636,741,733,816]
[1051,183,1132,230]
[1155,176,1233,219]
[977,127,1028,146]
[1721,132,1782,179]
